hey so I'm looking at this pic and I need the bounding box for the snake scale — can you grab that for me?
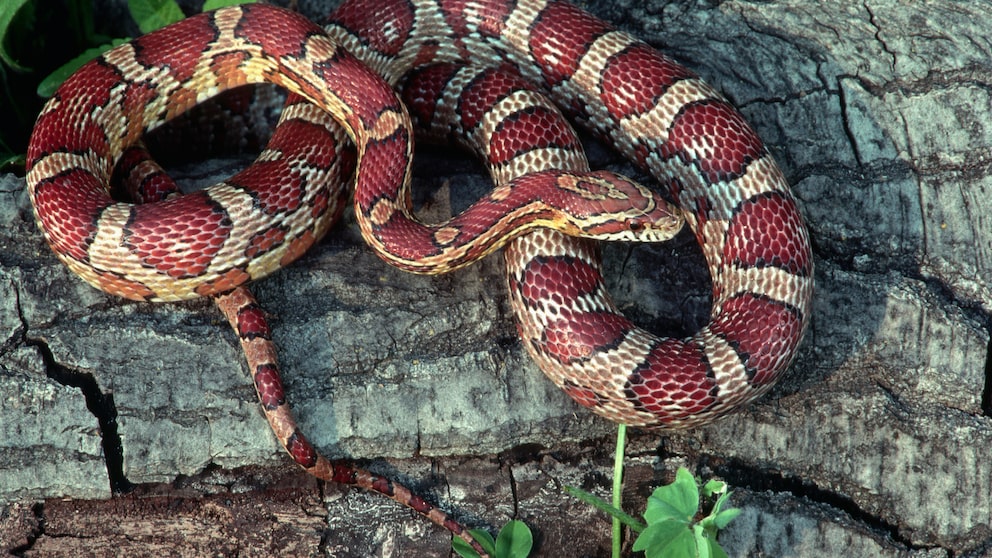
[26,0,813,551]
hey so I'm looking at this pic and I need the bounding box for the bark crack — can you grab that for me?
[863,1,897,72]
[17,290,132,496]
[713,460,942,552]
[982,337,992,416]
[836,75,865,168]
[5,502,44,556]
[506,461,521,519]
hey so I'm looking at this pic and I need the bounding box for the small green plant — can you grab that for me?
[633,468,740,558]
[452,520,533,558]
[566,425,740,558]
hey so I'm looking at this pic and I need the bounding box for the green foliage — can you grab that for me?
[452,520,533,558]
[0,0,34,71]
[563,484,645,531]
[127,0,185,34]
[0,0,255,170]
[34,39,131,98]
[567,466,740,558]
[203,0,257,12]
[1,0,114,168]
[632,468,741,558]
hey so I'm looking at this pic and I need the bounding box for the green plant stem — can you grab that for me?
[612,423,627,558]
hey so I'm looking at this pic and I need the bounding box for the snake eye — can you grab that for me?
[628,220,645,232]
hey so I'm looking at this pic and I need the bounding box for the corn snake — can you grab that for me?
[25,0,813,551]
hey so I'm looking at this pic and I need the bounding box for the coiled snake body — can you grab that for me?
[26,0,813,550]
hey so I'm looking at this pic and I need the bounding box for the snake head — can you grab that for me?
[552,170,685,242]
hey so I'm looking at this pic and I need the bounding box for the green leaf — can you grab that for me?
[0,0,33,71]
[696,534,729,558]
[202,0,256,11]
[1,151,24,171]
[563,485,645,532]
[451,540,480,558]
[633,519,696,558]
[66,0,110,47]
[644,496,692,525]
[644,468,699,524]
[452,529,497,558]
[36,39,130,97]
[710,539,730,558]
[695,525,711,558]
[494,520,532,558]
[702,478,728,499]
[127,0,184,34]
[711,507,741,530]
[709,489,733,517]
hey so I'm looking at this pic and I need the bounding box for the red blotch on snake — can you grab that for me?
[124,193,233,278]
